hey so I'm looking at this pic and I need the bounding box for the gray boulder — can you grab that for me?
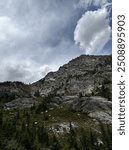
[4,98,36,110]
[72,96,112,123]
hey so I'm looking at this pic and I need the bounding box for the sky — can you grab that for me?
[0,0,112,83]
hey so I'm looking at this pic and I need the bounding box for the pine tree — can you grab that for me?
[51,134,60,150]
[100,123,112,150]
[68,122,78,150]
[37,125,49,146]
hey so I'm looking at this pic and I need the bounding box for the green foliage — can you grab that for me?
[0,92,16,103]
[79,92,83,98]
[95,84,112,101]
[102,86,112,101]
[37,125,49,146]
[6,139,26,150]
[0,105,112,150]
[51,134,60,150]
[35,99,48,114]
[99,123,112,150]
[34,90,40,97]
[67,122,79,150]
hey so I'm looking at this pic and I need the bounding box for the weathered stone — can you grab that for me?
[0,55,112,123]
[4,98,36,110]
[72,96,112,123]
[32,55,112,99]
[0,81,32,102]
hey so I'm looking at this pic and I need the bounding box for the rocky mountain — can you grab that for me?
[0,81,31,102]
[0,55,112,123]
[33,55,111,97]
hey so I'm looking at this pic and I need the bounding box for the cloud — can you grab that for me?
[0,58,52,83]
[78,0,111,8]
[0,0,84,83]
[0,0,112,83]
[0,16,27,41]
[74,7,111,54]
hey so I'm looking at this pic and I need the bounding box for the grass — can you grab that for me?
[2,103,101,134]
[0,102,112,150]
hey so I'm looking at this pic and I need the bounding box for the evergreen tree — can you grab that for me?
[51,134,60,150]
[68,122,78,150]
[37,125,49,146]
[100,123,112,150]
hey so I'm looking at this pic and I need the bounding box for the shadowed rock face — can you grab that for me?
[0,55,112,123]
[0,81,32,102]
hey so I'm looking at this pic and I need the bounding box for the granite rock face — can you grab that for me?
[31,55,112,123]
[4,98,35,110]
[72,96,112,123]
[32,55,112,98]
[0,81,32,101]
[0,55,112,122]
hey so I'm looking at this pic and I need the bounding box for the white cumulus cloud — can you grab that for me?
[74,8,111,54]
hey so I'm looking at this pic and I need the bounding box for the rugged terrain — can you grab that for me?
[33,55,111,97]
[1,55,112,122]
[0,55,112,150]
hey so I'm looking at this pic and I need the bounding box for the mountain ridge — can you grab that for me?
[0,54,112,123]
[32,54,112,97]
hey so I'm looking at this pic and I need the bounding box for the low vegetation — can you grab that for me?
[0,98,112,150]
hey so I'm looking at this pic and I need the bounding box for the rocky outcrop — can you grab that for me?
[0,55,112,122]
[32,55,112,99]
[72,96,112,123]
[31,55,112,122]
[0,81,32,103]
[4,98,36,110]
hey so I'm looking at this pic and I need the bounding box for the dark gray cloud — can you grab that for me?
[0,0,112,83]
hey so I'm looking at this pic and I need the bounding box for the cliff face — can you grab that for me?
[31,55,112,123]
[32,55,112,98]
[0,55,112,150]
[0,55,112,123]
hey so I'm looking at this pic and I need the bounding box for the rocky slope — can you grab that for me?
[0,55,112,123]
[0,82,31,100]
[32,55,111,98]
